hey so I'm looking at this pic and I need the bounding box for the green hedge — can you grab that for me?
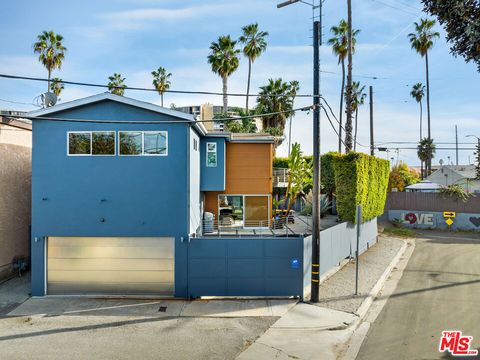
[273,157,289,168]
[320,152,339,195]
[333,153,390,223]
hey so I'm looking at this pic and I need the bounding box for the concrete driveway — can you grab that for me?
[0,276,296,360]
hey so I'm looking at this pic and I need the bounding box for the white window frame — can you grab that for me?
[206,142,217,167]
[143,131,168,157]
[118,131,144,157]
[92,131,116,157]
[67,131,117,157]
[67,131,92,156]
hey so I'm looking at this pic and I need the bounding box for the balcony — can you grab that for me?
[273,168,288,188]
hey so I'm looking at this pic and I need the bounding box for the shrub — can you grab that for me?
[273,157,289,168]
[321,152,339,196]
[333,152,390,223]
[388,161,419,191]
[440,184,475,202]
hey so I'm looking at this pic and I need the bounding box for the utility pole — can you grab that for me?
[277,0,322,303]
[369,85,374,156]
[311,19,321,303]
[345,0,354,152]
[455,125,459,166]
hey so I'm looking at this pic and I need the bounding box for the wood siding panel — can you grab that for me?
[204,143,273,220]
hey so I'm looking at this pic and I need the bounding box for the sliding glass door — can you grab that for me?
[218,195,270,228]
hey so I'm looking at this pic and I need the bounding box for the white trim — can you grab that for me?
[206,142,217,167]
[26,92,208,137]
[92,131,116,157]
[118,131,143,157]
[67,131,92,156]
[143,131,168,157]
[67,131,117,157]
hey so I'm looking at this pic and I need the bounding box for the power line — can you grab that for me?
[4,106,312,125]
[0,73,318,99]
[321,105,347,147]
[0,97,40,107]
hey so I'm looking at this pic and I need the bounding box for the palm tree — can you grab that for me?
[328,20,360,153]
[257,79,298,149]
[108,73,126,96]
[351,81,366,151]
[49,77,64,97]
[151,67,172,107]
[239,23,269,115]
[287,80,300,156]
[410,83,425,141]
[345,0,355,153]
[207,35,241,113]
[411,83,426,177]
[408,18,440,173]
[33,31,67,91]
[417,137,436,179]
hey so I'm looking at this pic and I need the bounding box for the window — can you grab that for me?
[143,131,167,155]
[68,131,116,156]
[193,138,198,151]
[92,132,115,155]
[68,132,91,155]
[217,195,270,228]
[119,131,168,156]
[206,142,217,167]
[119,131,142,155]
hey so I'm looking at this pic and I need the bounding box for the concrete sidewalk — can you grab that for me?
[237,303,358,360]
[8,297,297,318]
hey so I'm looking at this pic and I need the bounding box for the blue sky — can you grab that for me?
[1,0,479,164]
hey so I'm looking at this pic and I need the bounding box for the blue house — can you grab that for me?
[29,93,304,298]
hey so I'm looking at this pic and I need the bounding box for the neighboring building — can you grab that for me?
[177,103,263,133]
[405,180,443,193]
[28,93,283,297]
[0,114,31,280]
[426,165,480,193]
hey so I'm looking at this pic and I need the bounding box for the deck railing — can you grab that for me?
[199,215,311,237]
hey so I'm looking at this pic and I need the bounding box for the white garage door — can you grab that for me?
[47,237,174,295]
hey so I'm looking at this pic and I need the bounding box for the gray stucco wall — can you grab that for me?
[303,218,378,299]
[0,142,31,280]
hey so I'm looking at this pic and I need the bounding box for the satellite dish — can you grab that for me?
[41,92,57,108]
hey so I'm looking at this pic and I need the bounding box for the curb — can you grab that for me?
[354,238,409,320]
[338,237,415,360]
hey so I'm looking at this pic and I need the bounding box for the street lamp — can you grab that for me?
[277,0,322,303]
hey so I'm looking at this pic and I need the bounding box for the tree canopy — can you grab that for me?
[422,0,480,71]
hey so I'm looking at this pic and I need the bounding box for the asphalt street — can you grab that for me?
[356,231,480,360]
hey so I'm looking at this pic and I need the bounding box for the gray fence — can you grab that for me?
[385,192,480,213]
[303,218,378,299]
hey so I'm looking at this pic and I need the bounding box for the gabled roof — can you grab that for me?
[427,165,476,180]
[27,92,207,135]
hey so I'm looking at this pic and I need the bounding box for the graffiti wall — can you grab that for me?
[388,210,480,231]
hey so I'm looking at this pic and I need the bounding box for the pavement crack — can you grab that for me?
[257,341,300,359]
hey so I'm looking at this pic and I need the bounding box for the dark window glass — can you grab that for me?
[143,132,167,155]
[68,132,91,155]
[92,132,115,155]
[119,131,142,155]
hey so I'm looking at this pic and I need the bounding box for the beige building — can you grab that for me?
[177,103,263,133]
[0,115,31,280]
